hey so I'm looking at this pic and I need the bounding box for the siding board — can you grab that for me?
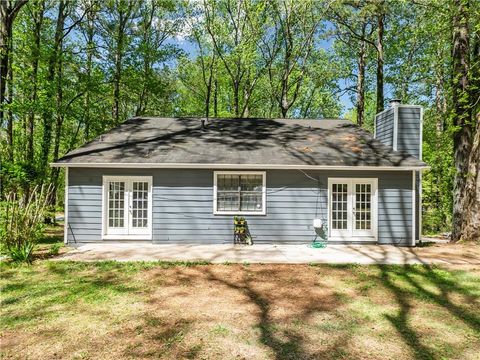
[397,107,421,158]
[375,108,394,147]
[67,168,414,246]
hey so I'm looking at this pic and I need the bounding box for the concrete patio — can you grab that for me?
[57,243,480,265]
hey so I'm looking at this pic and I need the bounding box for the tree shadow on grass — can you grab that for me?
[377,264,479,360]
[389,265,479,330]
[202,266,352,360]
[341,244,479,358]
[133,264,343,359]
[378,265,437,360]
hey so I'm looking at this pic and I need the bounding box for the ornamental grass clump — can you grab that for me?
[0,185,53,263]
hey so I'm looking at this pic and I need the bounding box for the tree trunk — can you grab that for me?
[50,32,66,206]
[434,67,446,212]
[135,3,155,117]
[205,54,216,118]
[280,90,289,118]
[205,72,212,118]
[280,30,292,119]
[451,0,473,241]
[113,35,123,124]
[1,0,28,161]
[376,9,385,113]
[356,34,367,127]
[213,79,218,117]
[459,116,480,241]
[457,6,480,242]
[6,35,14,161]
[112,3,132,125]
[27,1,45,166]
[233,80,240,117]
[0,2,9,129]
[84,53,92,140]
[84,5,95,141]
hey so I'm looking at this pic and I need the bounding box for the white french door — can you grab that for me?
[328,178,377,240]
[103,176,152,240]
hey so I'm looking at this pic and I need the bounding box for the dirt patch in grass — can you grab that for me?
[1,262,479,359]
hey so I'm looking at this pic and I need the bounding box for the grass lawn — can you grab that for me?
[1,260,479,360]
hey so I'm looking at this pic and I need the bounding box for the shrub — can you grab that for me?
[48,242,62,256]
[0,185,53,263]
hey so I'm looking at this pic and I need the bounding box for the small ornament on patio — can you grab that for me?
[233,216,252,245]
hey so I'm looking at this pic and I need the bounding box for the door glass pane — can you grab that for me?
[332,183,348,230]
[132,181,148,228]
[355,183,371,230]
[108,181,125,228]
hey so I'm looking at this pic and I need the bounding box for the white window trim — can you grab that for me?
[213,171,267,215]
[102,175,153,240]
[327,178,378,242]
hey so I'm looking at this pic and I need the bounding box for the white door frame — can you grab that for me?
[327,178,378,241]
[102,176,153,240]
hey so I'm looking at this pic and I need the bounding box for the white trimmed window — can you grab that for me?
[213,171,266,215]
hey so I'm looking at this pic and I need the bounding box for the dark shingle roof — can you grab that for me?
[53,117,427,168]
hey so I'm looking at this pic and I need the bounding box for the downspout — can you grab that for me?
[64,167,68,244]
[412,170,416,247]
[418,171,422,244]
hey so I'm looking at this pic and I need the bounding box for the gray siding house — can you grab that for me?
[53,101,427,247]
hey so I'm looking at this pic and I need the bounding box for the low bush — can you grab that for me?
[0,185,52,263]
[48,242,62,256]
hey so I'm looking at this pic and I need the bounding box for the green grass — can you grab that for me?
[0,261,479,359]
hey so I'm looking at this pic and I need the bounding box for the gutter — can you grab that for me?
[50,162,430,171]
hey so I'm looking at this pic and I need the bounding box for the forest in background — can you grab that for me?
[0,0,479,240]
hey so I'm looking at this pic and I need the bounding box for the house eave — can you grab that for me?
[50,162,430,171]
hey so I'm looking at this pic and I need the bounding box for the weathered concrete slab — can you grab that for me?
[56,243,480,265]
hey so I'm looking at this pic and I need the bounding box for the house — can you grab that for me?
[52,100,428,246]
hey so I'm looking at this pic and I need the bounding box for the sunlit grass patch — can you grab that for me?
[211,324,230,336]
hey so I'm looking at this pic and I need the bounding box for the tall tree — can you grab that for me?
[39,0,66,173]
[99,0,136,124]
[375,0,385,113]
[0,0,28,161]
[185,0,217,118]
[25,0,45,166]
[133,0,180,116]
[204,0,266,117]
[81,0,98,141]
[330,2,375,127]
[261,0,322,118]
